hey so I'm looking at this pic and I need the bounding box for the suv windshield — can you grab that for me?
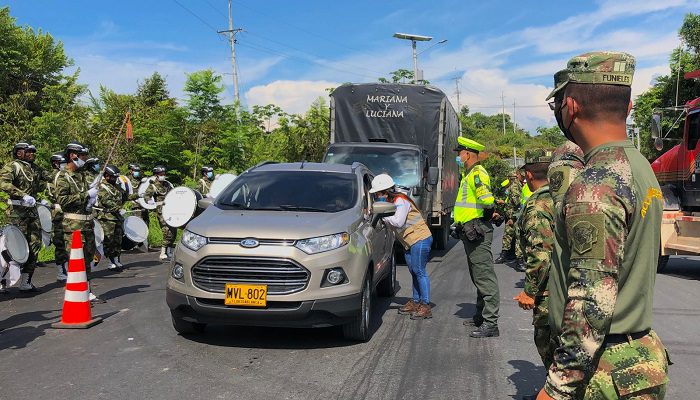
[325,146,421,187]
[217,171,357,213]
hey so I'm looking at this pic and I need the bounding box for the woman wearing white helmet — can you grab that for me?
[370,174,433,319]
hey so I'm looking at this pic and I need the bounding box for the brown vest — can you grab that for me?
[394,199,432,249]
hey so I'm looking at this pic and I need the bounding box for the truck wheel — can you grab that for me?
[657,255,670,273]
[342,273,372,342]
[432,219,450,250]
[171,312,206,335]
[377,253,397,297]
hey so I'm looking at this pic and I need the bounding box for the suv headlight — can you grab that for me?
[295,233,350,254]
[181,230,207,251]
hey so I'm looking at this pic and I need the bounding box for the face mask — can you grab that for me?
[133,171,140,178]
[73,157,85,168]
[59,163,66,171]
[92,164,100,172]
[376,196,387,202]
[555,101,576,144]
[158,175,166,182]
[207,172,213,179]
[455,156,464,168]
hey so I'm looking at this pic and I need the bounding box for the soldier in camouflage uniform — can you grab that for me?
[144,165,176,261]
[0,142,44,292]
[538,52,669,400]
[128,163,150,226]
[495,174,522,263]
[46,153,69,281]
[513,150,555,400]
[55,142,104,303]
[84,157,101,184]
[96,165,138,271]
[512,168,531,272]
[197,166,214,196]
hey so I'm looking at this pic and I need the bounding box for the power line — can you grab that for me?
[171,0,220,33]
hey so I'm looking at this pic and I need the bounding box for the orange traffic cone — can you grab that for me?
[51,230,103,329]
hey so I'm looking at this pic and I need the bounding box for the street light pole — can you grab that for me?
[393,32,433,82]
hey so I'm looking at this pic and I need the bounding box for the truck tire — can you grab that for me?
[377,253,397,297]
[432,218,450,250]
[171,312,206,335]
[657,255,670,273]
[342,273,372,342]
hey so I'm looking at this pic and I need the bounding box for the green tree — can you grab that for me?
[536,126,566,147]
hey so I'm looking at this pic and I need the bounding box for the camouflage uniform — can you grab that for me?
[96,181,135,260]
[518,150,555,369]
[55,168,95,276]
[144,178,176,247]
[197,177,212,196]
[0,159,43,275]
[500,178,522,255]
[513,177,532,267]
[46,169,68,266]
[544,53,669,399]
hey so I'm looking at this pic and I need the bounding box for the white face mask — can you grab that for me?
[59,163,67,171]
[158,175,166,182]
[73,157,85,168]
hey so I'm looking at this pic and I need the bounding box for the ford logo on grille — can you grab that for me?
[240,238,259,248]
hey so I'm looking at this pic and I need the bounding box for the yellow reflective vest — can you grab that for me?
[454,164,494,223]
[520,183,532,206]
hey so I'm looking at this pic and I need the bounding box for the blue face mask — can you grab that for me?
[375,195,388,202]
[455,156,464,168]
[133,171,140,178]
[207,172,214,179]
[93,164,100,172]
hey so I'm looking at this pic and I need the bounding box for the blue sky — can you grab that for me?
[4,0,699,132]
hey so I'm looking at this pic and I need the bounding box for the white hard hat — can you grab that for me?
[369,174,395,194]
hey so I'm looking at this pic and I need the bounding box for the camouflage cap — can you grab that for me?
[525,149,553,164]
[546,51,635,100]
[551,140,584,163]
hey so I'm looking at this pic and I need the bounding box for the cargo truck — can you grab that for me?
[323,83,460,249]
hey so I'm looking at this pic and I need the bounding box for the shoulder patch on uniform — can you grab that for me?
[567,214,605,259]
[549,170,564,193]
[474,174,481,185]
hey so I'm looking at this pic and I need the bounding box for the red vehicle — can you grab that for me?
[650,69,700,271]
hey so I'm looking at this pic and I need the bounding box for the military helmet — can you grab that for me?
[153,165,167,174]
[64,142,89,156]
[85,157,100,166]
[12,142,31,157]
[50,153,66,163]
[26,144,37,153]
[104,164,120,177]
[128,163,141,171]
[201,166,214,173]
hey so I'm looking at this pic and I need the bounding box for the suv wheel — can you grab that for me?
[377,253,396,297]
[342,273,372,342]
[171,311,206,335]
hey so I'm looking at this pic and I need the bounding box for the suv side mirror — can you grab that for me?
[198,197,214,209]
[371,202,397,228]
[651,113,661,139]
[427,167,439,186]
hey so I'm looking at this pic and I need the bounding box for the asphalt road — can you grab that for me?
[1,227,698,400]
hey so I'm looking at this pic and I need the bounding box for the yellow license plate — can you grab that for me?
[224,284,267,307]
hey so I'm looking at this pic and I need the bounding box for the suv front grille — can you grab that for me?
[191,256,309,295]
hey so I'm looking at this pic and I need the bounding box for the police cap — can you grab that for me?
[453,137,485,153]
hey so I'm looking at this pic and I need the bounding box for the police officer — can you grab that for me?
[198,166,214,196]
[128,163,149,225]
[46,153,69,281]
[55,142,103,303]
[538,52,669,400]
[0,142,44,292]
[495,174,522,263]
[512,150,555,400]
[144,165,176,261]
[453,137,500,338]
[96,165,137,271]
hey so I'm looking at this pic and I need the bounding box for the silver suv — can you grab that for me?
[166,162,397,341]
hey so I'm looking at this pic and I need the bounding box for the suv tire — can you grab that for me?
[171,312,206,335]
[342,272,372,342]
[377,253,397,297]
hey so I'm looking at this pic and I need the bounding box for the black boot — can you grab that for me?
[495,252,508,263]
[470,324,499,338]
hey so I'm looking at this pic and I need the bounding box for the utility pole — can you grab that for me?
[218,0,242,104]
[501,92,506,135]
[453,76,461,111]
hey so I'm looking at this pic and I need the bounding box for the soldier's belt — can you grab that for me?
[603,329,650,347]
[63,213,94,221]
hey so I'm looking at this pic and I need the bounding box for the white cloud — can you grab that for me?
[245,80,338,115]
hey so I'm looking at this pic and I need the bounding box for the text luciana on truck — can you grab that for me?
[322,83,460,249]
[650,69,700,271]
